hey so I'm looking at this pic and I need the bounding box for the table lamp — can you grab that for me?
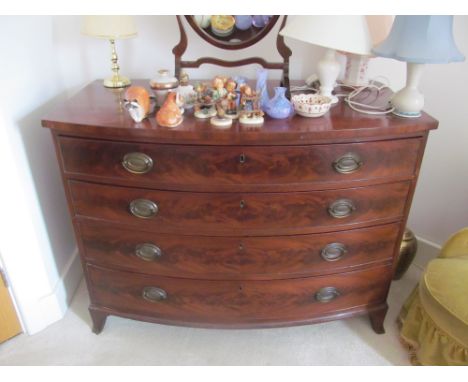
[342,16,394,87]
[82,16,137,88]
[280,16,372,103]
[372,15,465,118]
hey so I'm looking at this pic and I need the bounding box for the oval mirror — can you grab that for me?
[185,15,280,50]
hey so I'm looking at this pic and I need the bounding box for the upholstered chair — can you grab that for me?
[399,227,468,365]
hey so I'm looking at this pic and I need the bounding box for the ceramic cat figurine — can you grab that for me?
[124,86,151,123]
[156,91,183,128]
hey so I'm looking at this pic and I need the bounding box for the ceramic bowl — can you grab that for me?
[211,16,235,37]
[291,94,332,118]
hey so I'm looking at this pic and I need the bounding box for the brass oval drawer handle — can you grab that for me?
[315,287,340,303]
[122,152,154,174]
[142,286,167,302]
[328,199,356,219]
[129,199,158,219]
[333,153,362,174]
[321,243,347,262]
[135,243,162,261]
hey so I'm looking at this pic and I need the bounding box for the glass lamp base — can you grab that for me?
[103,75,131,88]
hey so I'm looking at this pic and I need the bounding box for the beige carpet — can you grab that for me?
[0,265,421,365]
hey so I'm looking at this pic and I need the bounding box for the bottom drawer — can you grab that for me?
[87,264,392,326]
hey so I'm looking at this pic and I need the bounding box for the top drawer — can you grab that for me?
[57,136,421,192]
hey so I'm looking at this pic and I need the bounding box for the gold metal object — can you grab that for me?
[321,243,347,262]
[129,199,158,219]
[122,152,154,174]
[135,243,162,262]
[315,287,340,303]
[142,287,167,302]
[394,228,418,280]
[328,199,356,219]
[103,39,131,88]
[333,152,363,174]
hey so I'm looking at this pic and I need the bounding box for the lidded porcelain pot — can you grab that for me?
[150,69,179,107]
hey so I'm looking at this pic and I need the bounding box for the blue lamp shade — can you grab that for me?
[372,16,465,64]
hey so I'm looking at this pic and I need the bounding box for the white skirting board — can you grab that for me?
[21,248,83,335]
[414,236,442,271]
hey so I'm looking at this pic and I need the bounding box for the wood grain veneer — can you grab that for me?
[42,80,438,334]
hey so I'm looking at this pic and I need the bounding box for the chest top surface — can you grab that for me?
[42,80,438,145]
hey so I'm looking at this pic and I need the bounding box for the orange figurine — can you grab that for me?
[124,86,151,123]
[156,91,183,127]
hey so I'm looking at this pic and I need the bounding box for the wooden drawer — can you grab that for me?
[79,220,399,279]
[87,264,392,327]
[69,180,410,235]
[58,136,421,192]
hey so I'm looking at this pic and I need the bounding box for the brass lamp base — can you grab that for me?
[103,75,131,88]
[102,39,131,88]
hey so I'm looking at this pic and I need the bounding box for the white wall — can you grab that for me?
[0,15,466,334]
[0,16,82,334]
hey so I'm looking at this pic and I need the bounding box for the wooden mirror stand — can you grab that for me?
[172,15,292,93]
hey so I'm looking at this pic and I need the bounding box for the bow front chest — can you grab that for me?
[42,80,437,334]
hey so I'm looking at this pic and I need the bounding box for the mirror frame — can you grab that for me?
[172,15,292,97]
[185,16,280,50]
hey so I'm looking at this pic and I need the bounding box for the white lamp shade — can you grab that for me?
[82,16,137,39]
[366,15,394,46]
[372,16,465,64]
[279,16,372,56]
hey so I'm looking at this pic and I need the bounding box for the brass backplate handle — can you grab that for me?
[328,199,356,219]
[122,152,154,174]
[129,199,159,219]
[321,243,347,262]
[135,243,162,261]
[315,287,340,303]
[333,152,363,174]
[142,287,167,302]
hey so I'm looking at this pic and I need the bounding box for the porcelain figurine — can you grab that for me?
[156,91,183,128]
[124,86,151,123]
[176,71,197,110]
[224,79,239,119]
[194,82,216,119]
[235,16,253,30]
[264,87,293,119]
[149,69,179,107]
[238,84,264,127]
[256,68,269,110]
[210,103,233,129]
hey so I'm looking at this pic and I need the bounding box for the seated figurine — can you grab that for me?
[238,84,264,127]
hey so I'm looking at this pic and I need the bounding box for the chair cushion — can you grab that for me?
[424,258,468,326]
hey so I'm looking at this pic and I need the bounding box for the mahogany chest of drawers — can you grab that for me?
[42,80,438,334]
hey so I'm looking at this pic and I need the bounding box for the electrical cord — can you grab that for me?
[291,77,395,115]
[341,78,395,115]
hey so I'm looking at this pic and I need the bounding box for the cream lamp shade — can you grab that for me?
[280,16,372,56]
[82,16,137,88]
[81,16,137,39]
[280,16,371,102]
